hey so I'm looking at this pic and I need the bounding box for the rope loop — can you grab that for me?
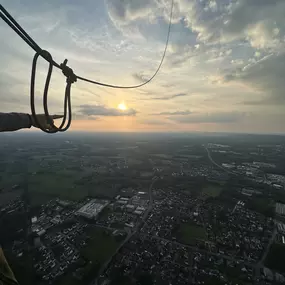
[31,51,73,133]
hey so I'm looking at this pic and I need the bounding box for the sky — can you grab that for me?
[1,0,285,134]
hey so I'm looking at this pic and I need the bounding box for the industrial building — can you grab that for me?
[120,197,129,201]
[76,199,109,219]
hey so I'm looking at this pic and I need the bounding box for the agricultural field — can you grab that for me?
[178,223,207,244]
[57,227,124,285]
[202,185,223,198]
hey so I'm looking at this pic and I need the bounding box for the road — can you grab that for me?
[204,146,236,175]
[254,229,277,282]
[93,177,157,285]
[92,224,117,231]
[142,234,254,268]
[260,229,277,265]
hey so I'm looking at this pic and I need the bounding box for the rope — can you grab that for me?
[0,5,61,69]
[0,1,174,132]
[30,51,73,133]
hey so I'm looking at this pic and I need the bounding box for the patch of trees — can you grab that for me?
[265,243,285,273]
[246,197,275,218]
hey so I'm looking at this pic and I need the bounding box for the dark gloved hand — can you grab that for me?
[30,114,64,130]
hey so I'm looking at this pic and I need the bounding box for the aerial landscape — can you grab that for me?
[1,0,285,284]
[1,132,285,285]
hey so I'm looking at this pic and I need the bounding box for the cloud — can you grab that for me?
[206,1,218,13]
[0,68,62,112]
[139,118,171,125]
[149,93,188,101]
[153,110,192,116]
[133,72,149,83]
[77,104,137,117]
[168,112,246,124]
[73,114,100,121]
[2,0,285,133]
[105,0,153,24]
[105,0,188,45]
[240,100,266,106]
[180,0,285,49]
[223,52,285,104]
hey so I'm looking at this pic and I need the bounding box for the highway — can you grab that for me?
[254,229,277,283]
[205,145,276,282]
[204,146,236,175]
[260,229,277,265]
[93,177,157,285]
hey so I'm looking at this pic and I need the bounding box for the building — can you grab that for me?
[126,204,135,212]
[31,216,38,223]
[56,199,71,207]
[136,206,145,212]
[38,229,46,236]
[276,203,285,216]
[51,215,62,225]
[120,197,129,201]
[125,222,134,228]
[277,222,285,234]
[76,199,109,219]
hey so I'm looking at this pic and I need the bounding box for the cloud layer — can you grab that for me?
[168,111,246,124]
[78,104,137,118]
[153,110,192,115]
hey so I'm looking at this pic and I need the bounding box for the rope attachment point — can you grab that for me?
[60,59,77,84]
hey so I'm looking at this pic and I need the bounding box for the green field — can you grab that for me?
[202,185,223,198]
[57,227,123,285]
[30,192,55,206]
[81,227,121,262]
[27,172,131,201]
[28,172,118,201]
[0,190,22,206]
[247,197,275,218]
[179,223,207,244]
[28,172,87,199]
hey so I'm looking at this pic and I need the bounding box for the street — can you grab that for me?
[94,176,157,285]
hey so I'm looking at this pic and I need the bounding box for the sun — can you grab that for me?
[118,101,127,111]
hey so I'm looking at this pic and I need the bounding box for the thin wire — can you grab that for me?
[0,4,61,68]
[0,0,174,89]
[76,0,174,89]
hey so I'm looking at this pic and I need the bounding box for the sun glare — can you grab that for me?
[118,101,127,111]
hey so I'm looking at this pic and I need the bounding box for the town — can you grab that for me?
[1,133,285,284]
